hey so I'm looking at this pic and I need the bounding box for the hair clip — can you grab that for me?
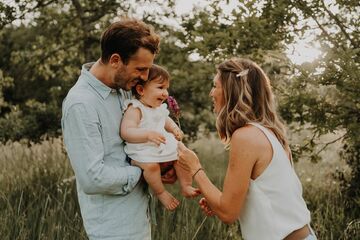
[236,69,249,78]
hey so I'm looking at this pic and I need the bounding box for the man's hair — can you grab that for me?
[132,64,170,99]
[100,18,160,64]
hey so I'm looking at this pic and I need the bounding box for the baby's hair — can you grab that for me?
[132,64,170,99]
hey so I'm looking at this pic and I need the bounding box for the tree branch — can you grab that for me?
[320,0,358,49]
[1,0,57,29]
[315,133,347,155]
[296,1,345,51]
[71,0,85,23]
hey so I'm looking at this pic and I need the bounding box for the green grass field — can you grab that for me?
[0,136,358,239]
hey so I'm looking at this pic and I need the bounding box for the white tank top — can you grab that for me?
[239,122,311,240]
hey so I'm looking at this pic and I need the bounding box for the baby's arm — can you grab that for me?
[165,117,183,141]
[121,106,166,145]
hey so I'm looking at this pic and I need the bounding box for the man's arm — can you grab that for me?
[62,103,141,195]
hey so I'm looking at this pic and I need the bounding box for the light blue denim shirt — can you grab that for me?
[61,63,151,240]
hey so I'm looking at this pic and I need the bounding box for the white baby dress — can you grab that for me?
[123,99,178,163]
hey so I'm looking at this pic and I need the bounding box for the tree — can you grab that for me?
[0,0,129,141]
[167,0,296,136]
[279,0,360,214]
[0,0,296,141]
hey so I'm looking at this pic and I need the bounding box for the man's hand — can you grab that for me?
[160,161,177,184]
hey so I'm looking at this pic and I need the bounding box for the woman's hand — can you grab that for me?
[147,131,166,145]
[177,142,202,176]
[199,197,215,216]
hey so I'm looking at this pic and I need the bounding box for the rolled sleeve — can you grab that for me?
[122,166,142,193]
[62,103,141,195]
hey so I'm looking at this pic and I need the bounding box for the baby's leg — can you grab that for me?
[174,160,201,198]
[133,160,179,210]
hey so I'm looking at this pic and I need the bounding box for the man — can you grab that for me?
[61,19,175,240]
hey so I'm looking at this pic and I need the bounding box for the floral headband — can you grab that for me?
[236,69,249,78]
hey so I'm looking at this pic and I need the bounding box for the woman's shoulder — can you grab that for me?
[229,126,262,167]
[231,124,266,148]
[232,125,259,139]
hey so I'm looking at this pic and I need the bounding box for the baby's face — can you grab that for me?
[140,77,169,108]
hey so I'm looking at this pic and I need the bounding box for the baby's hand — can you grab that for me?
[172,127,184,141]
[147,131,166,145]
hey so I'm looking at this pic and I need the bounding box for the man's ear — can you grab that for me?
[135,84,144,96]
[109,53,123,68]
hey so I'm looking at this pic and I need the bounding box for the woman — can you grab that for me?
[177,58,317,240]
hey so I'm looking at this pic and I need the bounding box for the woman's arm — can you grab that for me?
[178,127,258,224]
[120,106,166,145]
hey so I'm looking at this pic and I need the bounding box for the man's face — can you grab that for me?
[114,48,154,90]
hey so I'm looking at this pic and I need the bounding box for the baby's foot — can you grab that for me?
[157,191,179,211]
[181,186,201,198]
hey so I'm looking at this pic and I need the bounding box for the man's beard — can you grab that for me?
[114,68,142,91]
[113,74,126,89]
[113,69,130,90]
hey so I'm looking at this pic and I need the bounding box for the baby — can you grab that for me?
[120,64,199,210]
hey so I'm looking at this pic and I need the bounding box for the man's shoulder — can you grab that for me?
[64,83,98,107]
[62,89,99,120]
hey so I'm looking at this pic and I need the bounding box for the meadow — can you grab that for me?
[0,135,358,239]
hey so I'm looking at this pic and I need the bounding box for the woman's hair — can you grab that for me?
[216,58,289,150]
[100,18,160,64]
[132,64,170,99]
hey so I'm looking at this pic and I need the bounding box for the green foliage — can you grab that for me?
[0,0,130,142]
[279,0,360,214]
[0,0,294,141]
[180,0,292,62]
[0,69,13,113]
[154,0,295,138]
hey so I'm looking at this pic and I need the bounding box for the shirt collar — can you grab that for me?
[81,62,117,99]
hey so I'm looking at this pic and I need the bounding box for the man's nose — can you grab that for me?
[140,69,149,81]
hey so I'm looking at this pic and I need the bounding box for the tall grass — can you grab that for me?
[0,136,358,239]
[0,138,86,240]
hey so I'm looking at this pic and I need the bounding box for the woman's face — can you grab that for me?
[209,73,225,114]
